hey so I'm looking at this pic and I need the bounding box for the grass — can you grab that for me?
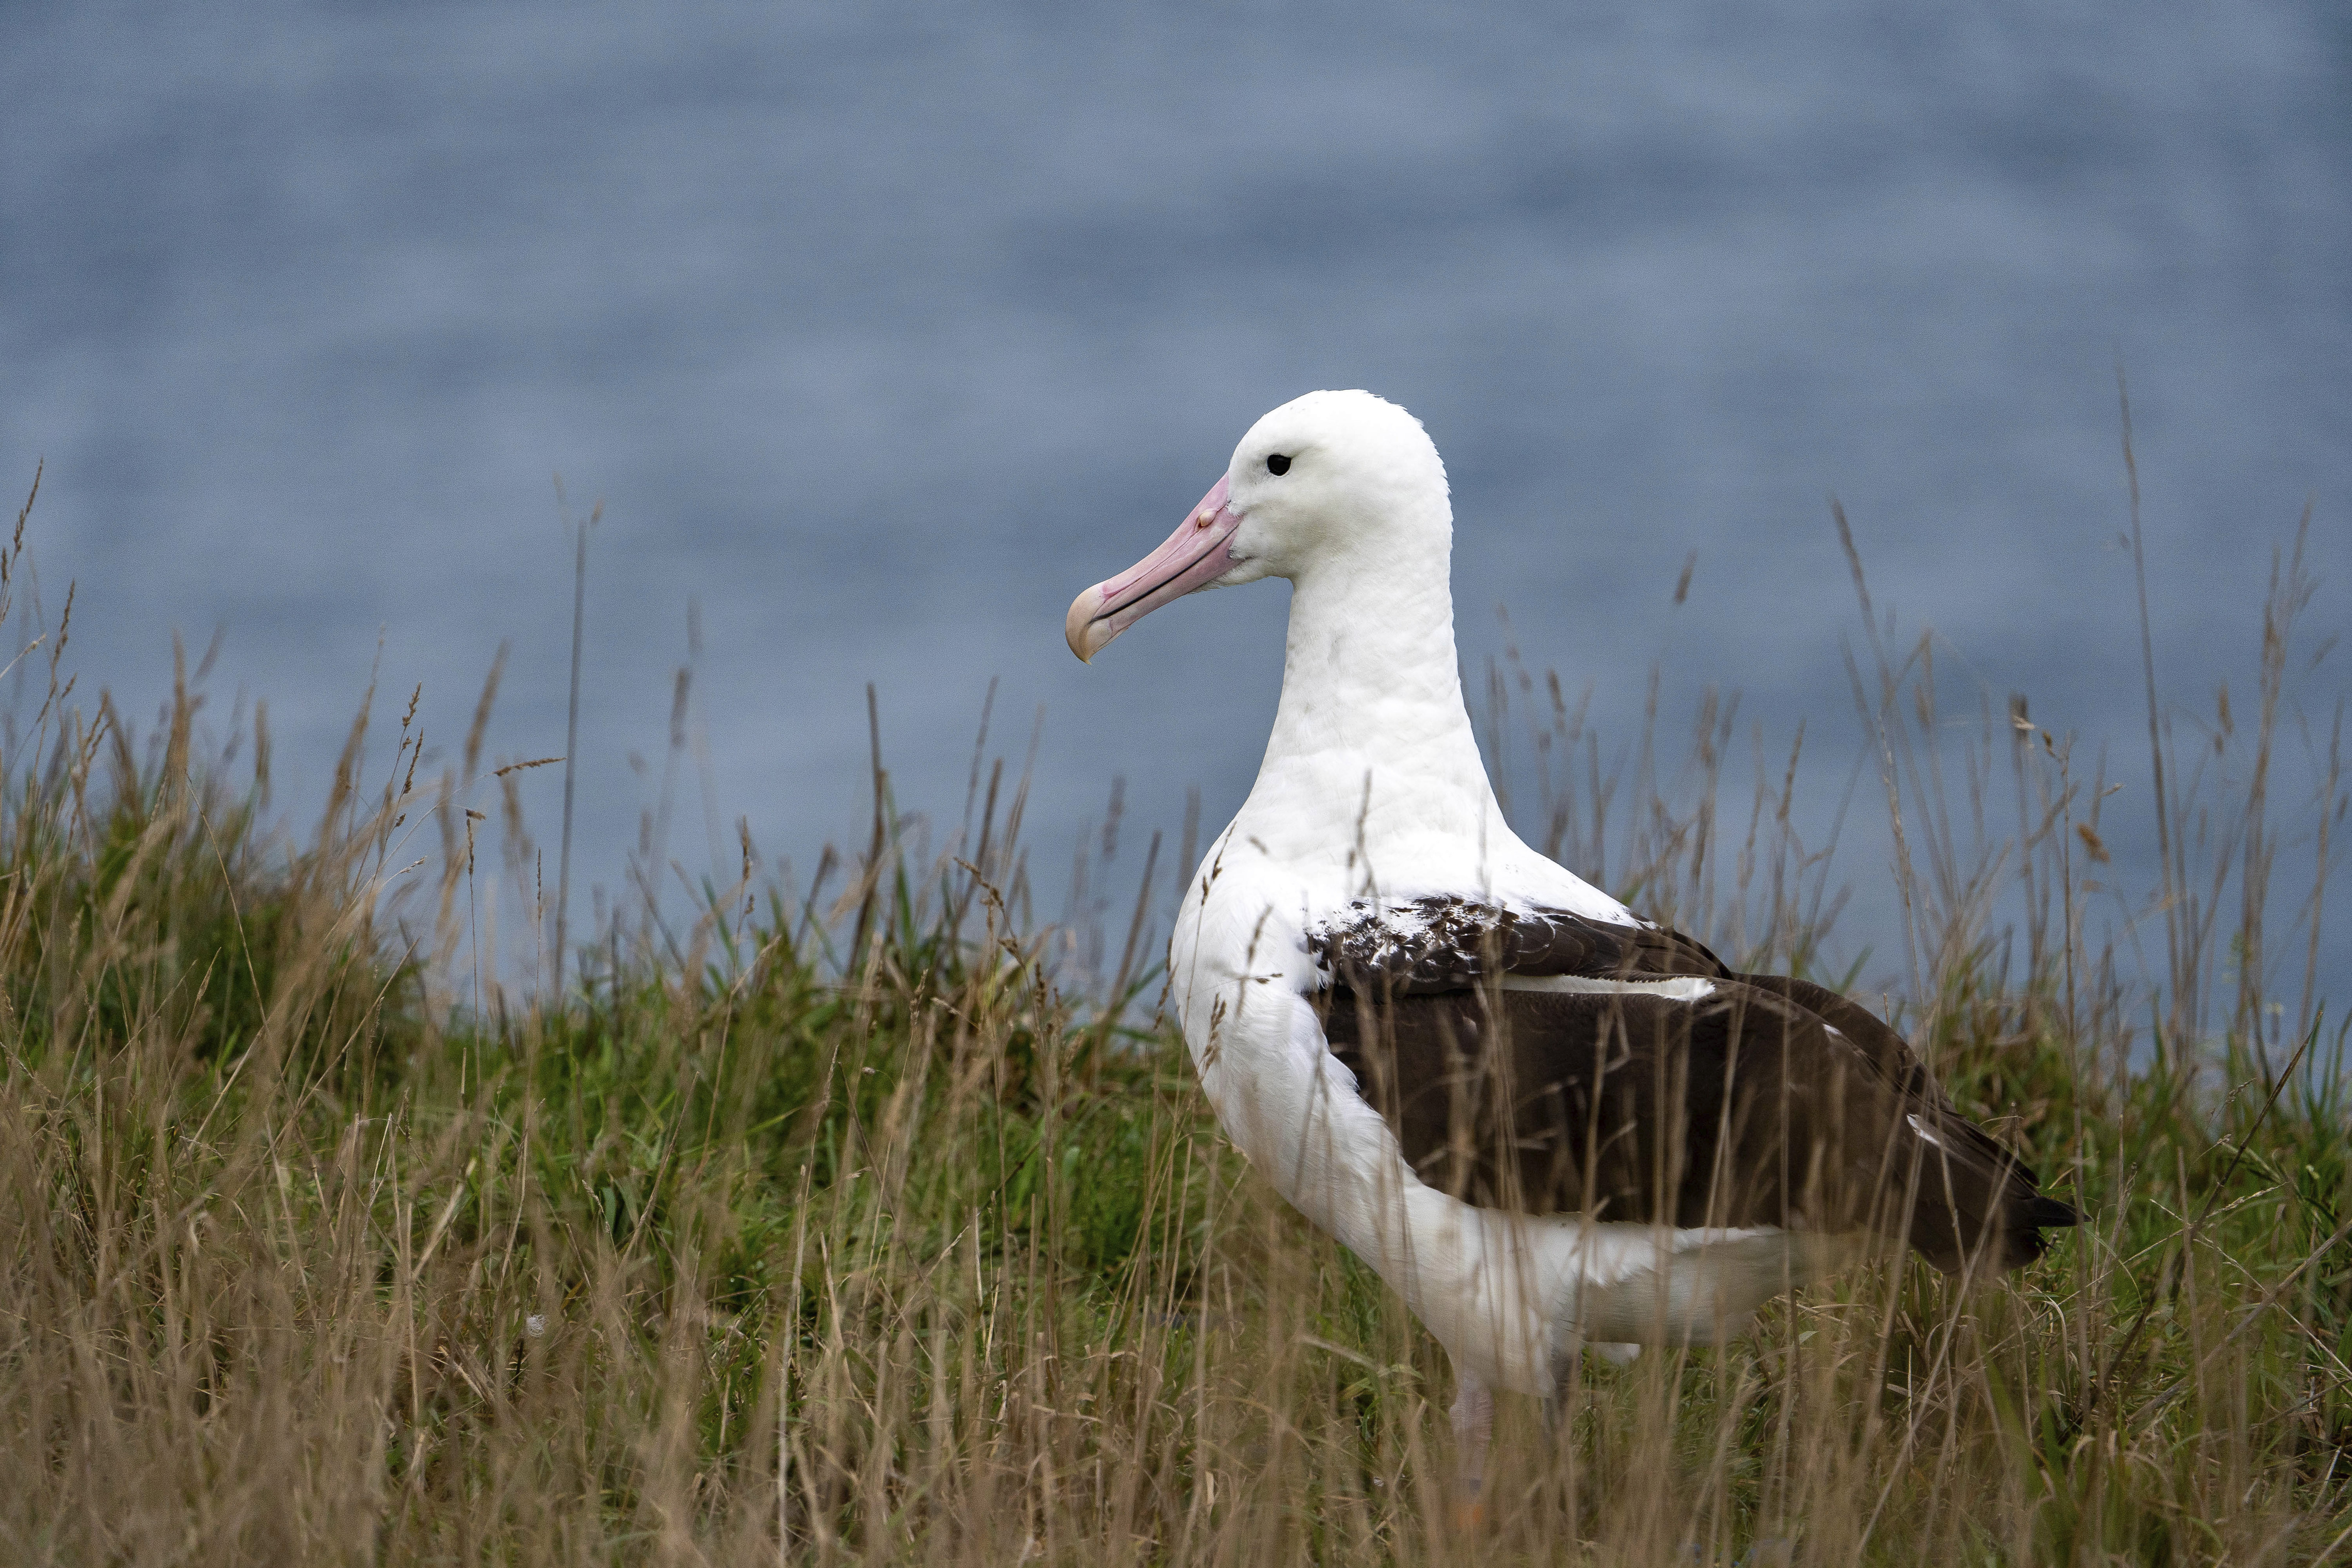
[2,461,2348,1566]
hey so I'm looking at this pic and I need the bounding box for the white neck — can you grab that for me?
[1231,538,1509,876]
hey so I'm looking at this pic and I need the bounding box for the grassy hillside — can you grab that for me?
[2,480,2347,1565]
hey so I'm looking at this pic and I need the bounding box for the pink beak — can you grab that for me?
[1064,474,1241,662]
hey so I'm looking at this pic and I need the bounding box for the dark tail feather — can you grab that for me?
[2025,1195,2081,1229]
[1903,1146,2079,1274]
[1982,1190,2079,1269]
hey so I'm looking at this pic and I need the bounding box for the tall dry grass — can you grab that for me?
[1,459,2347,1565]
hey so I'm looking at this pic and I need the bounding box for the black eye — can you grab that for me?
[1266,453,1291,476]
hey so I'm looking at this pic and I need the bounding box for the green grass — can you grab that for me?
[2,474,2348,1564]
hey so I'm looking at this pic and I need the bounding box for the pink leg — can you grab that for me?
[1449,1370,1494,1527]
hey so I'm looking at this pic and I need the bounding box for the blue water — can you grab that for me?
[4,2,2347,1011]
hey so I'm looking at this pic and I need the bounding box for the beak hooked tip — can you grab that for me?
[1064,586,1108,664]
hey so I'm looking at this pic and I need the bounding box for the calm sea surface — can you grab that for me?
[5,1,2347,1004]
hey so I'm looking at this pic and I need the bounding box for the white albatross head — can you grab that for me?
[1064,390,1451,662]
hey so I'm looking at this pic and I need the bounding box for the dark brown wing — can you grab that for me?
[1319,978,2076,1273]
[1729,972,2053,1191]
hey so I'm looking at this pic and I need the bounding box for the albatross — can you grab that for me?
[1063,389,2076,1509]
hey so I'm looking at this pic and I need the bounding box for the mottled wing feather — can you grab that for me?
[1304,896,1731,994]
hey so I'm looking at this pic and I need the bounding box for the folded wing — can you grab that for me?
[1309,899,2078,1273]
